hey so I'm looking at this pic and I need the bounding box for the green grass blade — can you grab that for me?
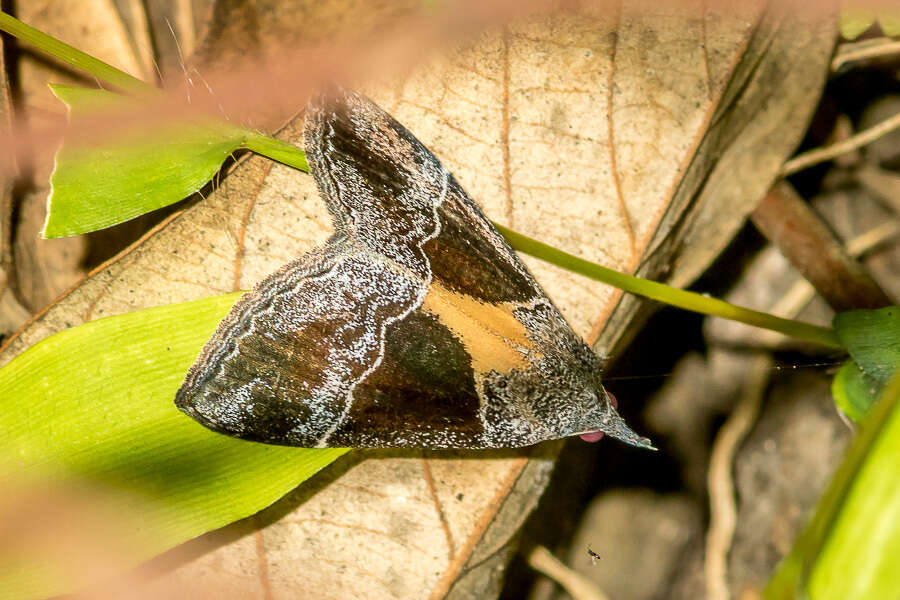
[495,223,843,349]
[0,294,347,599]
[243,133,309,172]
[43,86,310,238]
[0,11,152,95]
[835,307,900,386]
[764,371,900,600]
[809,370,900,599]
[43,86,254,238]
[831,307,900,421]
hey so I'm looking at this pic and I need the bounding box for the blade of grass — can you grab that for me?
[494,223,842,349]
[0,11,153,96]
[43,86,309,236]
[243,133,310,172]
[765,371,900,599]
[44,86,268,237]
[0,294,347,599]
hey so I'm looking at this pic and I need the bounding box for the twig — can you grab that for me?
[526,545,610,600]
[781,111,900,176]
[846,220,900,256]
[856,164,900,214]
[832,37,900,72]
[704,355,772,600]
[771,219,900,321]
[751,182,892,311]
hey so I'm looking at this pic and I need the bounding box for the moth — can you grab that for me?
[176,87,652,450]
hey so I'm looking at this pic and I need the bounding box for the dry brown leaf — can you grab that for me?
[132,0,209,81]
[108,0,159,80]
[0,2,837,598]
[596,2,838,354]
[0,35,30,338]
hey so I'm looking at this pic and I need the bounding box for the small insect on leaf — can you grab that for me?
[176,87,653,451]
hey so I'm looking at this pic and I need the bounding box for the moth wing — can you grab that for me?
[324,306,487,448]
[175,235,510,448]
[306,88,545,305]
[303,90,651,449]
[176,236,419,446]
[179,88,652,450]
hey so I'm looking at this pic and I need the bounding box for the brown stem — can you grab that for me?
[751,181,893,312]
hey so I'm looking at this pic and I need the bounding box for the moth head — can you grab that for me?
[538,344,654,450]
[480,367,654,450]
[539,372,654,449]
[576,385,655,450]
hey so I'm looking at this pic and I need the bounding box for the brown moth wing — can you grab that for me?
[177,87,652,449]
[177,236,423,446]
[425,180,542,304]
[304,89,650,448]
[305,86,448,270]
[306,87,544,304]
[326,308,485,448]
